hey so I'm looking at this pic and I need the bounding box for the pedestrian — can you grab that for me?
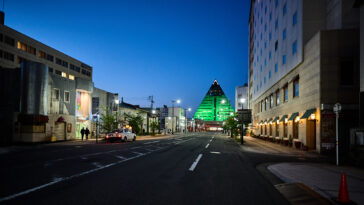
[85,127,90,140]
[81,127,85,141]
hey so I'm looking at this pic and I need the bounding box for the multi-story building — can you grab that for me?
[118,99,148,134]
[248,0,360,155]
[91,87,118,135]
[235,83,249,111]
[0,12,94,144]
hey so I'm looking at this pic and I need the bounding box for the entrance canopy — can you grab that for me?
[301,108,316,119]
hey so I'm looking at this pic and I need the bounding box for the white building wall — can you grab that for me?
[235,85,248,111]
[251,0,303,101]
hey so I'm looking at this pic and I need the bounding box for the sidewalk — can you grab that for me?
[268,162,364,204]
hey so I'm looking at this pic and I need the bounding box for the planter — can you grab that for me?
[294,140,302,149]
[269,136,274,142]
[275,137,280,143]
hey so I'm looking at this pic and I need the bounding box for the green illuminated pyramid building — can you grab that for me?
[194,80,234,121]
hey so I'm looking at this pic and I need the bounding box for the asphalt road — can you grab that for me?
[0,133,297,205]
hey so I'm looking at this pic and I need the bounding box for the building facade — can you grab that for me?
[0,13,93,144]
[249,0,360,154]
[235,83,248,111]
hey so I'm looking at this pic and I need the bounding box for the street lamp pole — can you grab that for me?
[172,100,175,134]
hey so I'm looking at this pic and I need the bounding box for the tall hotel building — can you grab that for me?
[0,12,94,144]
[248,0,361,154]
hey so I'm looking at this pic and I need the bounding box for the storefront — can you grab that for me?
[75,90,92,139]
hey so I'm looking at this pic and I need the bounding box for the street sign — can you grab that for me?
[333,103,342,114]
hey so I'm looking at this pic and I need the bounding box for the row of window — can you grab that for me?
[53,88,70,103]
[257,77,299,113]
[0,32,91,78]
[49,67,75,80]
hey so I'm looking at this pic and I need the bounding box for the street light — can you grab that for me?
[239,98,246,103]
[184,107,192,134]
[152,110,156,114]
[171,99,181,134]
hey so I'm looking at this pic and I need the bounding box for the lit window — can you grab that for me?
[61,72,67,78]
[292,40,297,54]
[69,74,75,80]
[293,11,297,26]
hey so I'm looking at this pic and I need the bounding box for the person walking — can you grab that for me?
[85,127,90,140]
[81,127,85,141]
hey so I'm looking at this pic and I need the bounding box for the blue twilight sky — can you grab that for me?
[4,0,250,116]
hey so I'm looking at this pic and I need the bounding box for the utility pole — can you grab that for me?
[333,103,342,166]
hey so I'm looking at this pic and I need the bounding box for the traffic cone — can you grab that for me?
[337,172,350,203]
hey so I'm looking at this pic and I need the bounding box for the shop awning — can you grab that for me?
[301,108,316,119]
[279,115,288,122]
[288,112,299,121]
[273,116,280,122]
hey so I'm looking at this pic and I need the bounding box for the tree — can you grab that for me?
[224,116,239,138]
[100,106,117,133]
[125,113,143,135]
[150,121,160,136]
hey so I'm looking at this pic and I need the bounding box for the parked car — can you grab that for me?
[105,129,136,142]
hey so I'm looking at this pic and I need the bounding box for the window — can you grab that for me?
[3,51,14,61]
[293,78,299,97]
[61,72,67,78]
[292,41,297,54]
[293,11,297,26]
[260,65,262,72]
[4,35,15,46]
[260,101,263,112]
[269,12,272,21]
[282,55,286,64]
[269,32,272,40]
[340,60,354,86]
[270,94,274,108]
[275,63,278,72]
[56,58,62,65]
[69,75,75,80]
[269,51,272,60]
[283,3,287,16]
[265,98,268,110]
[64,91,70,103]
[55,70,62,76]
[275,40,278,51]
[283,29,286,40]
[264,58,267,66]
[62,61,68,68]
[264,76,266,84]
[265,23,267,31]
[49,67,53,73]
[275,19,278,30]
[38,50,46,59]
[283,85,288,102]
[46,54,54,62]
[17,41,36,55]
[269,71,271,79]
[275,0,278,8]
[17,56,27,64]
[276,90,280,105]
[53,88,60,101]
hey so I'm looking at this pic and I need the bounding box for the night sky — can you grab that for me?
[4,0,250,116]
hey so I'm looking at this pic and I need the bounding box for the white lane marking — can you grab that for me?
[210,151,221,154]
[174,138,194,145]
[143,141,160,145]
[205,144,210,149]
[92,162,102,168]
[209,139,212,142]
[0,153,147,203]
[132,151,145,156]
[189,154,203,171]
[115,155,126,160]
[212,137,215,139]
[130,146,143,150]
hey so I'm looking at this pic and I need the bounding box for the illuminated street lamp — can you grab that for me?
[239,98,246,103]
[171,99,181,134]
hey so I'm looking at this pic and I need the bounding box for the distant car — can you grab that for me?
[105,129,136,142]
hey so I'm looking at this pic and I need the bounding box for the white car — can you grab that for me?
[105,129,136,142]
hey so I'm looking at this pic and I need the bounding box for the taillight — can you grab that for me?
[106,134,109,139]
[118,134,121,138]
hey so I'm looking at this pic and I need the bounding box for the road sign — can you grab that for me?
[333,103,342,114]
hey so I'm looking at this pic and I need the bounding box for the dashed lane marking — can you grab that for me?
[189,154,203,171]
[210,151,221,154]
[205,144,210,149]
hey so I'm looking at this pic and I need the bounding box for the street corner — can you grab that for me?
[267,162,364,205]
